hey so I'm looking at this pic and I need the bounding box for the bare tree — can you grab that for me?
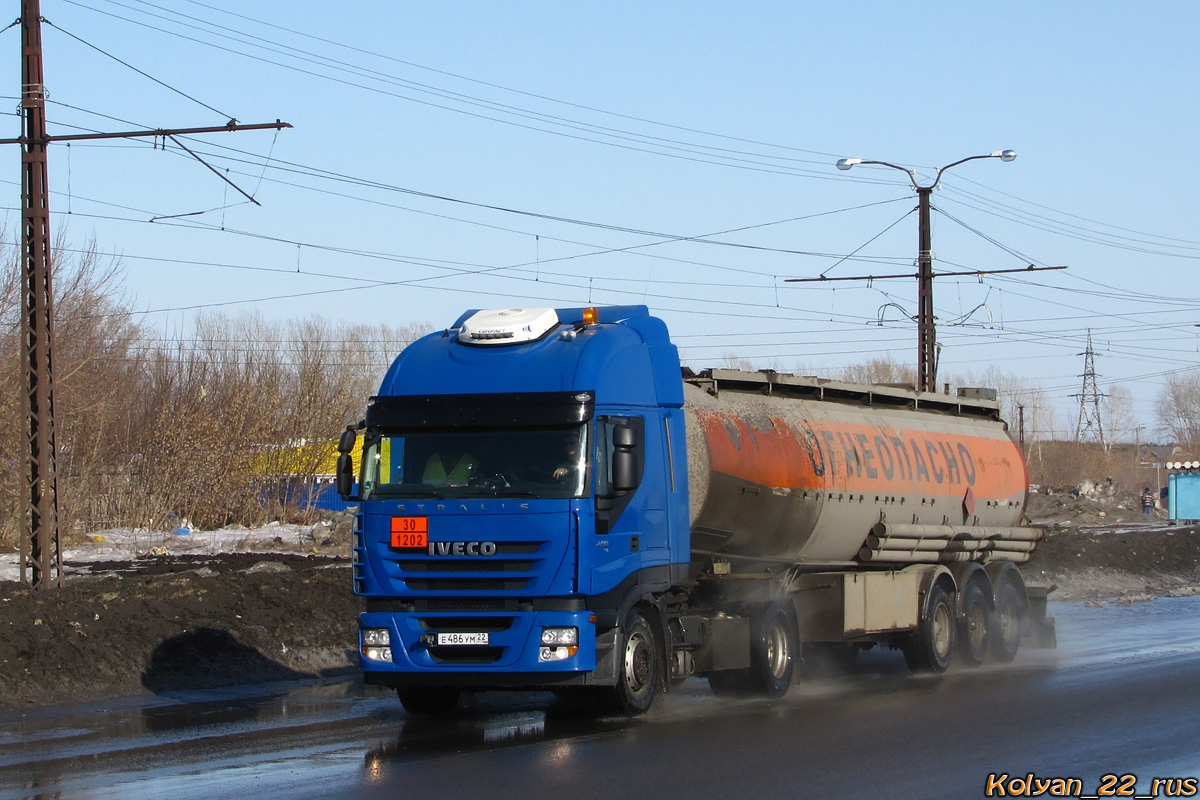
[718,352,756,371]
[1102,385,1137,444]
[0,238,434,544]
[0,237,147,545]
[1156,372,1200,446]
[839,356,916,387]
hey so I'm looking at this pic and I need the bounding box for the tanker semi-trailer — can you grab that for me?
[335,305,1053,715]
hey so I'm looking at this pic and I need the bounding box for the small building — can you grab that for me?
[1165,462,1200,521]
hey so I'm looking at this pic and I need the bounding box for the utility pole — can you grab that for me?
[916,185,935,394]
[11,2,290,588]
[20,0,59,588]
[1017,403,1026,453]
[789,151,1065,394]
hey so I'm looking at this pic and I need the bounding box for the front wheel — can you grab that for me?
[604,609,660,716]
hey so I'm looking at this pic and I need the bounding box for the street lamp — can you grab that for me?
[835,150,1016,393]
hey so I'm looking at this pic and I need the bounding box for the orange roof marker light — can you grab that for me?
[582,307,599,326]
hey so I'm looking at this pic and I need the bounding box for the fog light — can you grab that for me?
[540,626,578,645]
[364,646,393,663]
[362,628,391,647]
[538,645,578,662]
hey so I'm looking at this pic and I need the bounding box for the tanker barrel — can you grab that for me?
[683,380,1033,564]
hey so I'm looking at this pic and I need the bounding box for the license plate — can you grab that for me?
[390,516,428,550]
[436,632,489,646]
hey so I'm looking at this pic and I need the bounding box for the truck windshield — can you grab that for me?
[359,425,588,500]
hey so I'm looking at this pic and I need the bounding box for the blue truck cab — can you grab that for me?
[340,305,691,714]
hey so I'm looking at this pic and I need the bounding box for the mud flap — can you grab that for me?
[591,628,619,685]
[1022,584,1057,648]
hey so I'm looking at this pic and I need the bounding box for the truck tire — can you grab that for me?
[605,609,659,716]
[749,602,795,698]
[396,686,460,715]
[903,582,955,674]
[958,579,991,667]
[708,602,795,698]
[990,579,1026,663]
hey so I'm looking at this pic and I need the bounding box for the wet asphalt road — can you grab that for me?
[3,597,1200,800]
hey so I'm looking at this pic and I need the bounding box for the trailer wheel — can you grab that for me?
[396,686,460,715]
[605,609,659,716]
[707,603,796,698]
[958,579,991,667]
[749,602,795,698]
[990,579,1026,663]
[903,582,955,674]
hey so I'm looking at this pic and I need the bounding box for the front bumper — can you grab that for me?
[359,608,599,684]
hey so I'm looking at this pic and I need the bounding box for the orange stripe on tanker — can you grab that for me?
[693,410,1025,499]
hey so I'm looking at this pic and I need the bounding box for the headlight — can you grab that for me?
[362,628,391,647]
[540,626,578,645]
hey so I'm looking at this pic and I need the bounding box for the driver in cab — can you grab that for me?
[423,444,477,487]
[552,434,582,482]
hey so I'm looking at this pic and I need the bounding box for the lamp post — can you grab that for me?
[835,150,1016,393]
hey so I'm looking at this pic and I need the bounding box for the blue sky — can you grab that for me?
[5,1,1200,438]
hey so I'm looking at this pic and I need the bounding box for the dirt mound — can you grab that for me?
[1024,526,1200,601]
[0,553,358,710]
[1025,482,1157,527]
[1022,484,1200,601]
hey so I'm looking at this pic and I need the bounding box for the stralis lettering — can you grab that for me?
[427,541,497,557]
[396,502,530,513]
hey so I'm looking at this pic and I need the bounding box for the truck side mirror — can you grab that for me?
[336,453,356,498]
[336,424,360,499]
[612,423,638,492]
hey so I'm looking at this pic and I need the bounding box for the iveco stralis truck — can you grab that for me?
[336,305,1050,715]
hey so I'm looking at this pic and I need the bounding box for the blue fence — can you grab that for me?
[275,479,359,513]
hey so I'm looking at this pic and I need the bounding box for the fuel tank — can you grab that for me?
[683,371,1033,566]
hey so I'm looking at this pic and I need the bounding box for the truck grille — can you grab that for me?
[422,598,508,611]
[391,540,544,594]
[418,616,515,633]
[404,578,530,592]
[396,560,535,573]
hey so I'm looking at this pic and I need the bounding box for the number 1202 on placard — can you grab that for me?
[390,516,428,549]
